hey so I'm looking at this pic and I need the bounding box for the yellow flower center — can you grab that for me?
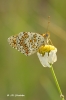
[38,45,56,55]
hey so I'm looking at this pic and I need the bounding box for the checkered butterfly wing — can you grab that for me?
[8,32,45,56]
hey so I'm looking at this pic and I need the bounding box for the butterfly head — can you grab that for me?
[42,32,50,44]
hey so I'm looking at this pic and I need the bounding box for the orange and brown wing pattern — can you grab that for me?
[8,32,45,56]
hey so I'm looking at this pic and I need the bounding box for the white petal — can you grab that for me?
[48,49,57,64]
[37,52,51,67]
[37,48,57,67]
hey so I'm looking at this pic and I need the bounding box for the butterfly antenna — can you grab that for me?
[46,16,50,33]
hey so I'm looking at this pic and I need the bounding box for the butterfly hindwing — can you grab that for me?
[8,32,45,56]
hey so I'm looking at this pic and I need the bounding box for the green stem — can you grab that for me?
[50,65,65,100]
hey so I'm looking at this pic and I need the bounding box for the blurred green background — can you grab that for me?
[0,0,66,100]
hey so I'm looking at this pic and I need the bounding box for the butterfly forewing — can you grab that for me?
[8,32,45,56]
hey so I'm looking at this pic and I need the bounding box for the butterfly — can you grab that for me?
[8,32,51,56]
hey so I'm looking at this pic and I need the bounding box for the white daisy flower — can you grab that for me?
[37,45,57,67]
